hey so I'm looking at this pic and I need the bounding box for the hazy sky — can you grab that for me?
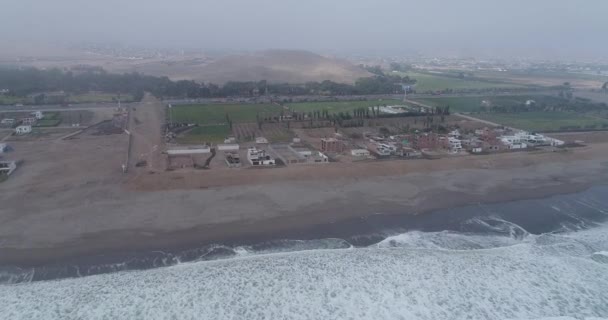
[2,0,607,59]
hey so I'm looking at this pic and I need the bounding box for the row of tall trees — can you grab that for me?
[0,67,414,101]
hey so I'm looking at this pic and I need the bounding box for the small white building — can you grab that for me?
[15,125,32,135]
[247,147,275,166]
[217,144,239,151]
[448,137,463,151]
[351,149,370,157]
[255,137,269,144]
[31,111,44,120]
[292,147,312,158]
[166,146,210,155]
[1,118,15,126]
[0,143,7,153]
[310,151,329,163]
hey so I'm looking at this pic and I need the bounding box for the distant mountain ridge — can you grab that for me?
[196,49,372,84]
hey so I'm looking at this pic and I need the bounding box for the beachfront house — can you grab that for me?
[15,125,32,135]
[247,147,275,166]
[31,111,44,120]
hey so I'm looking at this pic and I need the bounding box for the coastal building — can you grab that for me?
[21,117,37,126]
[1,118,15,127]
[15,125,32,135]
[255,137,269,144]
[223,137,237,144]
[247,147,275,166]
[31,111,44,120]
[448,137,463,152]
[0,160,17,176]
[401,147,422,158]
[321,138,344,153]
[351,149,370,157]
[225,152,241,168]
[500,136,527,149]
[413,133,449,150]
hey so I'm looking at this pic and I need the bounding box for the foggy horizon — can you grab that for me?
[1,0,608,60]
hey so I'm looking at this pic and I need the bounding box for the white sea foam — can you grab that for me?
[1,224,607,320]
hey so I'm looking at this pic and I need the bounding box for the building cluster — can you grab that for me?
[319,126,565,160]
[0,111,44,135]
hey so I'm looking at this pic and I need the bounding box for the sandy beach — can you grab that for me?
[1,135,608,266]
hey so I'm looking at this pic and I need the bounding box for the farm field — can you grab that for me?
[286,99,403,113]
[475,111,608,132]
[412,95,563,113]
[171,100,406,126]
[68,93,135,103]
[171,104,280,125]
[393,71,526,91]
[175,124,231,144]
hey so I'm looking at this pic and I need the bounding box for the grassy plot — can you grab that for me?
[171,104,280,125]
[412,95,563,113]
[175,124,231,144]
[34,112,61,127]
[68,93,135,103]
[474,112,608,132]
[0,95,26,105]
[392,71,525,92]
[286,99,403,114]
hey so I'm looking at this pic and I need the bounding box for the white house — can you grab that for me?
[1,118,15,126]
[15,125,32,135]
[247,147,275,166]
[351,149,370,157]
[448,137,463,151]
[31,111,44,120]
[0,143,7,153]
[255,137,269,144]
[292,147,312,158]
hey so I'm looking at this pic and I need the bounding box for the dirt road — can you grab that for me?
[127,93,166,172]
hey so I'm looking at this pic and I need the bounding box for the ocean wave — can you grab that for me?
[1,223,608,320]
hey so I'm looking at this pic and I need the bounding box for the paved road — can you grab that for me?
[453,113,504,127]
[406,98,517,129]
[0,103,136,113]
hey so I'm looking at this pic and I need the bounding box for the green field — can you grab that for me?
[171,104,280,125]
[34,119,61,127]
[286,99,402,113]
[171,100,405,125]
[392,71,525,92]
[176,124,231,144]
[0,95,26,105]
[412,95,564,113]
[68,93,135,103]
[475,112,608,132]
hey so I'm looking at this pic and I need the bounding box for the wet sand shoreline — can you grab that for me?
[1,177,604,268]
